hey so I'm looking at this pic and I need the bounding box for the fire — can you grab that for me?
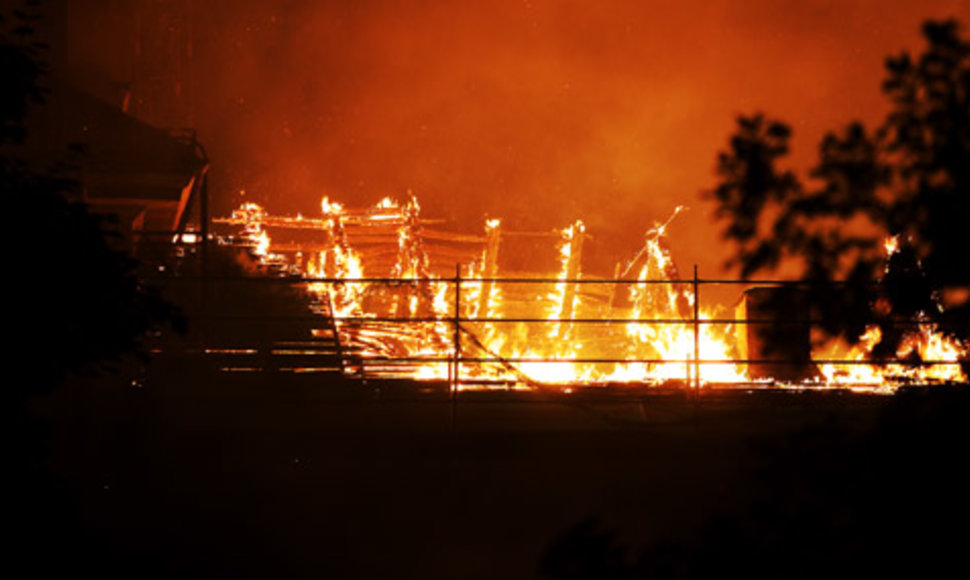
[818,326,888,388]
[818,322,966,388]
[215,196,967,392]
[321,197,343,215]
[607,209,745,385]
[814,235,967,387]
[229,202,279,262]
[883,235,899,257]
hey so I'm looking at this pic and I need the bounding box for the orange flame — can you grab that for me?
[217,197,966,392]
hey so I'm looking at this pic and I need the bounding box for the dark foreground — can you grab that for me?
[11,361,970,579]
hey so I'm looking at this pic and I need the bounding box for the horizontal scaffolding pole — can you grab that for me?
[268,354,963,366]
[144,274,902,286]
[187,313,962,327]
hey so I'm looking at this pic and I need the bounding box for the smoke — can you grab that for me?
[189,0,965,275]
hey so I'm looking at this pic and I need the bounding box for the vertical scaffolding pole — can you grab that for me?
[200,172,209,277]
[452,263,461,429]
[693,265,700,394]
[200,173,209,351]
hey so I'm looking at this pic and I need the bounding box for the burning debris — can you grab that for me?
[214,195,966,392]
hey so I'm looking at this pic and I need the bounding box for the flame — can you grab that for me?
[321,197,344,215]
[884,235,899,257]
[818,322,966,388]
[815,235,967,387]
[229,202,282,263]
[216,197,966,392]
[376,197,398,210]
[605,211,745,385]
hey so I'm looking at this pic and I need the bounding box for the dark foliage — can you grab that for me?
[4,5,187,575]
[709,114,800,280]
[2,5,183,400]
[9,175,185,398]
[154,242,321,354]
[0,1,47,145]
[708,20,970,359]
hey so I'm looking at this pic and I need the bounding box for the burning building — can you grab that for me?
[213,194,968,392]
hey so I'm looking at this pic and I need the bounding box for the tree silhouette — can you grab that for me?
[2,5,182,401]
[709,20,970,361]
[0,1,47,146]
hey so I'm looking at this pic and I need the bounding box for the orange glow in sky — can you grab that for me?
[183,0,967,275]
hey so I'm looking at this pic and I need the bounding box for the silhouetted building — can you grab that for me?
[18,80,207,249]
[7,0,207,250]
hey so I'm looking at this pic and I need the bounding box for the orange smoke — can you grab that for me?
[181,0,968,276]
